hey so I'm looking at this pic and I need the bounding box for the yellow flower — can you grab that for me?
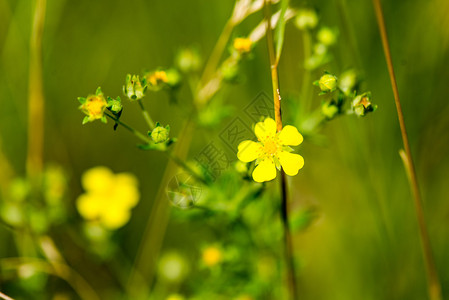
[237,117,304,183]
[147,70,168,86]
[233,37,252,53]
[202,246,223,267]
[79,94,107,122]
[76,167,139,230]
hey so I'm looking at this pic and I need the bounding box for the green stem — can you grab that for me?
[372,1,442,300]
[26,0,46,178]
[199,19,234,90]
[301,30,312,115]
[137,100,155,130]
[105,112,203,185]
[264,1,298,299]
[127,118,195,298]
[104,112,151,144]
[165,150,209,185]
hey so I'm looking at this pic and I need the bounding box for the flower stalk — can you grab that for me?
[27,0,46,178]
[264,1,298,299]
[104,112,205,185]
[137,100,156,130]
[372,1,442,299]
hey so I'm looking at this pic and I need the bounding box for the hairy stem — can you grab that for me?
[264,1,298,299]
[26,0,46,178]
[372,1,442,299]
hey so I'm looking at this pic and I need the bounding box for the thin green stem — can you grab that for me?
[127,118,195,298]
[104,112,151,144]
[137,100,155,130]
[300,30,312,115]
[264,1,298,299]
[165,150,208,185]
[199,19,234,89]
[26,0,46,178]
[105,112,203,185]
[372,1,442,300]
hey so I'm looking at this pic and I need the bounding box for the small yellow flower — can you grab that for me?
[76,167,139,230]
[237,117,304,183]
[233,37,252,53]
[202,246,223,267]
[79,94,107,123]
[147,70,168,86]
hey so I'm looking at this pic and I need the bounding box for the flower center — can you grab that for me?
[86,97,105,116]
[263,136,279,156]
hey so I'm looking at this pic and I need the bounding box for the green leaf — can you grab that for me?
[96,87,102,95]
[77,97,86,104]
[274,0,289,63]
[82,116,90,124]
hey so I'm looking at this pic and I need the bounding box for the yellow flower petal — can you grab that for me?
[76,194,103,220]
[252,159,277,182]
[237,140,261,162]
[82,166,114,193]
[278,125,303,146]
[278,151,304,176]
[101,208,131,230]
[255,118,277,141]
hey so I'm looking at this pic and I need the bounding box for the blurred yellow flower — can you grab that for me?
[233,37,252,53]
[147,70,168,86]
[237,117,304,183]
[76,166,139,230]
[202,246,223,267]
[79,94,107,122]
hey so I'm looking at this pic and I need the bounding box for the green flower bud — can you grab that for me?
[313,43,328,56]
[317,27,337,46]
[294,8,318,30]
[321,102,339,119]
[158,252,189,282]
[1,202,25,227]
[318,74,338,92]
[165,69,181,88]
[339,69,358,95]
[151,124,170,144]
[352,93,377,117]
[221,59,239,81]
[176,48,201,73]
[123,74,146,100]
[107,96,123,114]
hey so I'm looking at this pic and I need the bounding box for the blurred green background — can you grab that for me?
[1,0,449,299]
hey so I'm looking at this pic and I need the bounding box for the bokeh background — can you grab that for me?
[1,0,449,299]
